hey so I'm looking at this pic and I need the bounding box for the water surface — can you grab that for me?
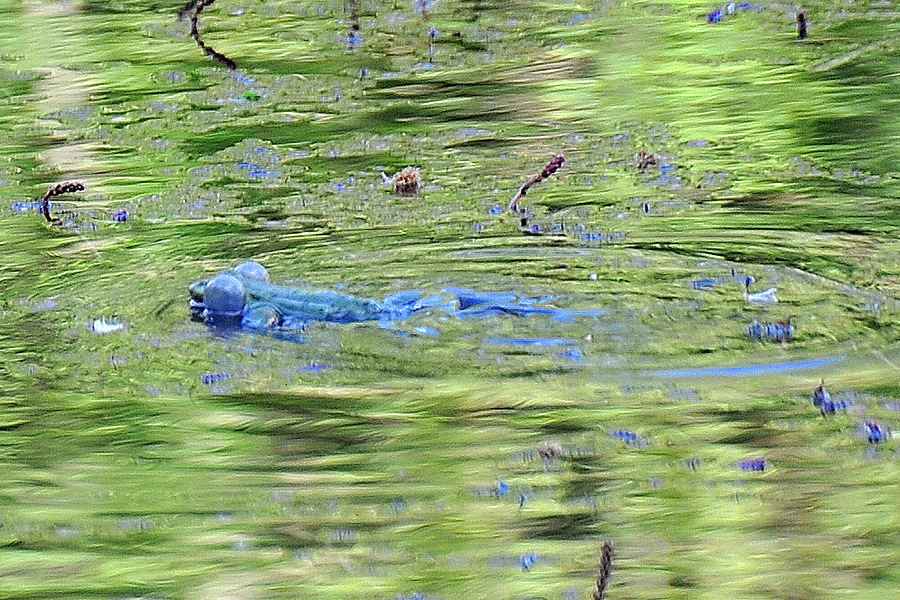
[2,1,900,598]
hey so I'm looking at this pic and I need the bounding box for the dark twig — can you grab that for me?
[593,540,614,600]
[797,12,808,40]
[179,0,237,69]
[429,27,437,63]
[635,149,658,171]
[177,0,202,21]
[508,155,565,213]
[346,0,361,48]
[40,181,85,223]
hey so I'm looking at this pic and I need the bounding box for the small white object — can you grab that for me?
[746,288,778,303]
[91,318,125,334]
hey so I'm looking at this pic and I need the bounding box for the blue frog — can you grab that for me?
[190,262,607,339]
[189,262,430,333]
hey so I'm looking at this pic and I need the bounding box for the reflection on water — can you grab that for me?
[1,0,900,598]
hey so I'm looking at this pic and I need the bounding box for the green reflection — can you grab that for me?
[1,0,900,599]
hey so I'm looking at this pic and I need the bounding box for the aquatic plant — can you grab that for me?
[797,12,808,40]
[508,155,565,213]
[178,0,237,69]
[39,181,85,223]
[593,540,614,600]
[428,27,438,64]
[346,0,361,48]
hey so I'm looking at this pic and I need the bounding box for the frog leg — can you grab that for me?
[242,303,281,330]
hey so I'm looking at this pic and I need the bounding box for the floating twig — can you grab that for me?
[177,0,202,20]
[593,540,614,600]
[508,155,565,213]
[40,181,85,223]
[179,0,237,69]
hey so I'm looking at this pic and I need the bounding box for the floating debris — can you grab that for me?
[91,318,124,334]
[201,372,231,385]
[508,155,565,213]
[692,278,722,290]
[810,380,853,416]
[746,287,778,303]
[178,0,237,69]
[300,363,328,372]
[812,382,854,415]
[112,209,129,222]
[593,540,614,600]
[610,429,649,447]
[812,380,829,406]
[820,397,853,415]
[538,440,565,469]
[735,458,768,472]
[706,3,733,23]
[40,181,85,223]
[748,317,793,343]
[860,420,889,444]
[519,553,539,572]
[383,166,422,196]
[635,149,659,171]
[685,457,702,470]
[348,23,362,46]
[706,2,761,24]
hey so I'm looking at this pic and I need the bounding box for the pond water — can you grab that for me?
[2,0,900,598]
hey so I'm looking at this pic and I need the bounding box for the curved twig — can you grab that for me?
[40,181,85,223]
[593,540,614,600]
[508,155,565,213]
[179,0,237,69]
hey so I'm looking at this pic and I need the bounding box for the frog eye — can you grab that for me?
[204,273,246,316]
[233,262,270,282]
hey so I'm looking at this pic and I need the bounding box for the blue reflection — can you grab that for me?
[654,356,842,378]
